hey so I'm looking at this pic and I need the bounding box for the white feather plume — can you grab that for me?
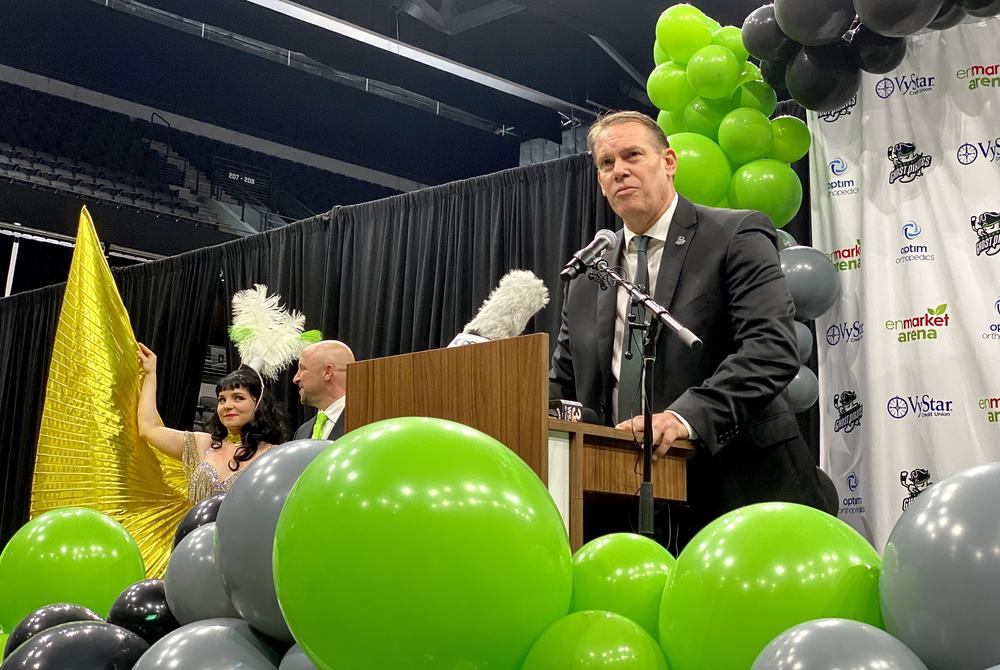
[463,270,550,340]
[229,284,309,381]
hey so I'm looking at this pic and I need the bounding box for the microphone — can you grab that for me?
[447,270,550,347]
[548,399,600,423]
[560,229,618,282]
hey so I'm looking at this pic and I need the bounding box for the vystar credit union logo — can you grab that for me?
[956,61,1000,91]
[818,95,856,123]
[897,220,934,264]
[886,394,954,419]
[826,320,864,346]
[827,239,862,271]
[884,303,951,343]
[833,390,863,433]
[827,158,859,196]
[971,210,1000,256]
[875,73,936,99]
[956,138,1000,166]
[888,142,932,184]
[980,395,1000,423]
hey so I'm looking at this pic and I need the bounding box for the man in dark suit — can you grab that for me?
[549,111,829,537]
[292,340,354,441]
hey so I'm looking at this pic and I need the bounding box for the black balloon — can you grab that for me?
[928,0,967,28]
[955,0,1000,16]
[107,579,180,646]
[0,621,147,670]
[775,0,856,46]
[172,492,225,548]
[742,4,801,61]
[3,603,102,659]
[786,40,862,112]
[850,25,907,73]
[761,55,795,91]
[853,0,946,37]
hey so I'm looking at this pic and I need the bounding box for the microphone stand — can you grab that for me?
[586,257,702,537]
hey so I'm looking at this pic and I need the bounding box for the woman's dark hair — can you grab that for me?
[205,367,289,471]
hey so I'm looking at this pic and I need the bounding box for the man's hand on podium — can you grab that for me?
[615,411,690,461]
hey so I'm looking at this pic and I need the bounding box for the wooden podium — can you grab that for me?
[344,333,694,550]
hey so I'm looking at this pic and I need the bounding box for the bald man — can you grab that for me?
[292,340,355,441]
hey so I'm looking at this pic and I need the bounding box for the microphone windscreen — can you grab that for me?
[463,270,550,340]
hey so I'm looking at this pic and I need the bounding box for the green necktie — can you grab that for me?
[311,411,329,439]
[617,235,650,423]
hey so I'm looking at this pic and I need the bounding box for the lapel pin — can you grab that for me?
[675,236,686,246]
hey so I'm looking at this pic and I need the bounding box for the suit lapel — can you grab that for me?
[654,196,699,310]
[596,231,625,398]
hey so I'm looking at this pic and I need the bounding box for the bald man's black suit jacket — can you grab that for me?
[549,196,828,521]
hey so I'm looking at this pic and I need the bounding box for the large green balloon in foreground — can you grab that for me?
[658,503,882,670]
[523,611,670,670]
[669,132,732,205]
[728,158,802,227]
[0,507,146,631]
[571,533,676,639]
[273,418,573,670]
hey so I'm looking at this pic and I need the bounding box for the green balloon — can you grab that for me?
[571,533,675,639]
[712,26,750,62]
[686,45,741,100]
[715,196,730,208]
[522,611,670,670]
[728,158,803,228]
[769,115,812,163]
[273,418,573,670]
[731,80,777,117]
[682,96,731,141]
[738,61,763,85]
[656,109,685,136]
[647,62,696,114]
[718,107,773,166]
[668,132,732,205]
[0,508,145,631]
[655,4,712,65]
[659,504,882,670]
[653,41,669,67]
[704,16,722,34]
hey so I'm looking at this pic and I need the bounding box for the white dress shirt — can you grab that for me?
[611,193,697,440]
[316,395,346,440]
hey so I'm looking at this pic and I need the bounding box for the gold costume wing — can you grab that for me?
[29,207,191,578]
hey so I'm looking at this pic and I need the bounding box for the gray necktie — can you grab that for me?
[618,235,650,423]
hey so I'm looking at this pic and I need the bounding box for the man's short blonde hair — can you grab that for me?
[586,110,670,158]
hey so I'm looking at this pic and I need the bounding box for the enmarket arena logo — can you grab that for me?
[827,239,862,271]
[875,73,935,99]
[897,220,934,264]
[956,61,1000,91]
[884,303,951,343]
[818,95,856,123]
[980,395,1000,423]
[827,158,859,196]
[888,142,932,184]
[972,211,1000,256]
[886,394,954,419]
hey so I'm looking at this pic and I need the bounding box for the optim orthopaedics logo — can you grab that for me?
[827,158,859,196]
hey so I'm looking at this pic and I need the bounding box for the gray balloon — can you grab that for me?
[741,4,801,61]
[279,643,319,670]
[794,321,813,364]
[164,523,239,625]
[752,618,929,669]
[853,0,946,37]
[786,365,818,412]
[881,462,1000,670]
[215,440,329,642]
[780,245,840,321]
[775,0,856,46]
[133,618,282,670]
[776,228,798,250]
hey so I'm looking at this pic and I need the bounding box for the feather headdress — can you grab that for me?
[228,284,321,381]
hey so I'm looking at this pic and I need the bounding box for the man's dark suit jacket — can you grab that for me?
[549,196,828,523]
[292,412,345,442]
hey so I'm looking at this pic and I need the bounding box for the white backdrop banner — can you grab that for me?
[809,17,1000,548]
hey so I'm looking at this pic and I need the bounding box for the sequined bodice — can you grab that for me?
[182,432,246,503]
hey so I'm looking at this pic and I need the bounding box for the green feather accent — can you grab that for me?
[229,325,254,343]
[299,329,323,344]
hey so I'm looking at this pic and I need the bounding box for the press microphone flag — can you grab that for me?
[447,270,550,347]
[560,229,617,282]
